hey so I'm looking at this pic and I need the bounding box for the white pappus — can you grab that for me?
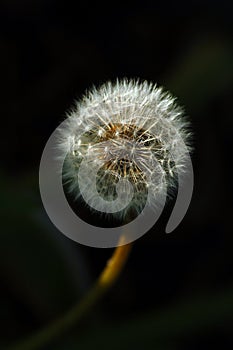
[58,79,191,220]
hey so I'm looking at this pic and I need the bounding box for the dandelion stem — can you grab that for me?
[8,240,132,350]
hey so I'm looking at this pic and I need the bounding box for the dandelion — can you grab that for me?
[59,79,191,219]
[12,79,192,350]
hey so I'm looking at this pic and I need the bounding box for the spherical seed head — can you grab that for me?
[59,79,191,219]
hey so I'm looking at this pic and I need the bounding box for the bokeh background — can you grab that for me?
[1,1,233,349]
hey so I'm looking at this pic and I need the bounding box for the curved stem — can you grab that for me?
[8,240,132,350]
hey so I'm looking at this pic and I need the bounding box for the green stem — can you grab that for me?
[8,239,132,350]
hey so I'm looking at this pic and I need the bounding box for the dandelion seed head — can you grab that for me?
[59,79,191,219]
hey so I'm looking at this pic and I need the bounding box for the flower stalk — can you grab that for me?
[8,240,132,350]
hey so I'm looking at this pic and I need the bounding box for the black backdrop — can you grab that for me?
[1,1,233,349]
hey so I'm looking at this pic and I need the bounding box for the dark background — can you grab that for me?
[1,1,233,349]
